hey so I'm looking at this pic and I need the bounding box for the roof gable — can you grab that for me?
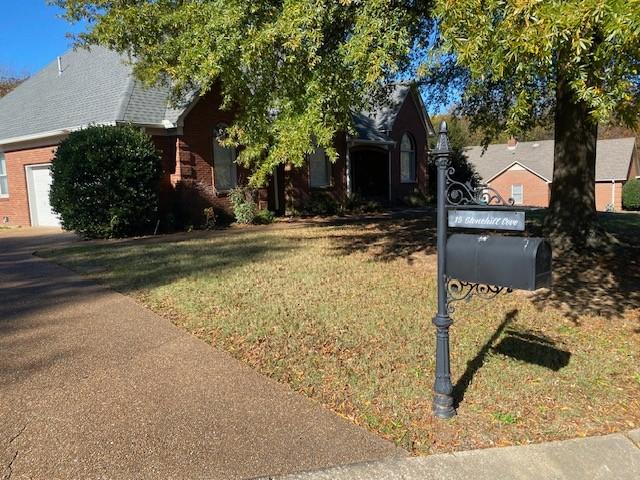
[352,84,434,144]
[0,46,175,145]
[466,138,636,183]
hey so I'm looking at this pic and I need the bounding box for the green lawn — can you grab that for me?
[41,212,640,454]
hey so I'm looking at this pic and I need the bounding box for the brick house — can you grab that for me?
[0,46,434,227]
[466,138,640,211]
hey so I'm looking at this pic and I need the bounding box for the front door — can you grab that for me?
[351,148,389,201]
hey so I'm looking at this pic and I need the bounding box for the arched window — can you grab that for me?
[213,125,237,192]
[400,133,416,183]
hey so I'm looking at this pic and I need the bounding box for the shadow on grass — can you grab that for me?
[453,309,572,408]
[321,209,438,263]
[320,209,640,321]
[40,229,302,295]
[529,241,640,323]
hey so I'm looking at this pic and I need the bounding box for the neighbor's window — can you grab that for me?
[400,133,416,183]
[511,184,523,204]
[0,152,8,197]
[213,126,237,192]
[309,146,331,188]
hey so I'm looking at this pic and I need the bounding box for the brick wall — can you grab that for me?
[284,134,348,211]
[389,91,429,202]
[488,167,550,207]
[595,181,623,211]
[0,145,56,226]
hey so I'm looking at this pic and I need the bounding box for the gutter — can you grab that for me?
[0,123,117,150]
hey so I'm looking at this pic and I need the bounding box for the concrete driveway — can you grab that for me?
[0,228,403,479]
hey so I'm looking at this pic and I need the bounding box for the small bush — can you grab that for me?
[50,125,161,238]
[229,186,257,224]
[203,207,217,229]
[344,194,382,214]
[403,188,434,207]
[302,191,340,215]
[622,178,640,210]
[171,179,233,230]
[253,209,275,225]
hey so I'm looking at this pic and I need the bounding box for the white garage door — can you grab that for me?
[26,164,61,227]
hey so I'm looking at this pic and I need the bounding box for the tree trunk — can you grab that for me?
[546,73,602,249]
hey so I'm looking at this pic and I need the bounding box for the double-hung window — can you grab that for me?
[309,147,331,188]
[511,184,524,205]
[400,133,417,183]
[213,126,237,192]
[0,152,8,197]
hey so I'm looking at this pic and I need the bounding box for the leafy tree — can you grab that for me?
[54,0,434,186]
[50,125,162,238]
[430,1,640,248]
[428,114,481,193]
[0,67,27,98]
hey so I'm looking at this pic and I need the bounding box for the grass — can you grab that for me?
[40,212,640,454]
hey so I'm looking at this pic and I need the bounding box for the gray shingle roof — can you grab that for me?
[351,112,394,144]
[352,84,433,144]
[0,48,431,146]
[466,138,636,182]
[0,46,176,143]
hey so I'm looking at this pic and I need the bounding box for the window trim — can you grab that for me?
[0,152,8,198]
[400,132,417,184]
[308,146,332,189]
[212,125,237,193]
[511,184,524,205]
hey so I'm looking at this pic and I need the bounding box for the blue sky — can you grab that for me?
[0,1,86,75]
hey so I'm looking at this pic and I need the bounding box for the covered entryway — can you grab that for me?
[26,164,61,227]
[350,148,389,202]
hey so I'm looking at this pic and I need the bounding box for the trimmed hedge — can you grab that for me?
[50,125,162,238]
[622,178,640,210]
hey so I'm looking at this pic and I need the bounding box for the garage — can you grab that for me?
[26,164,61,227]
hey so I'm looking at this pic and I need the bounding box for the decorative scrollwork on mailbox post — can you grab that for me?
[431,121,552,419]
[445,169,516,207]
[446,278,512,315]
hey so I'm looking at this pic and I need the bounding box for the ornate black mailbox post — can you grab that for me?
[431,121,552,419]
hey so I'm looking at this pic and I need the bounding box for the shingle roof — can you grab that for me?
[466,138,636,182]
[0,48,431,146]
[352,84,433,144]
[0,46,176,143]
[351,112,394,144]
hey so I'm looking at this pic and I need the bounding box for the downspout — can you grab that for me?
[273,167,280,212]
[346,146,352,197]
[611,179,616,211]
[388,146,392,202]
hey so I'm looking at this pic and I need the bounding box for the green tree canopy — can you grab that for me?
[430,0,640,141]
[428,0,640,247]
[55,0,433,186]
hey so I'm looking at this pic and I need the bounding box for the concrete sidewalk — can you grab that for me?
[0,229,403,479]
[270,430,640,480]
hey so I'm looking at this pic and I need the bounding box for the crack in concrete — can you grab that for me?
[8,425,26,446]
[624,430,640,449]
[2,424,27,480]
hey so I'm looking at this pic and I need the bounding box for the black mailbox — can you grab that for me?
[446,234,552,291]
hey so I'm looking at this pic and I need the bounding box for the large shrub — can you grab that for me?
[50,125,162,238]
[622,178,640,210]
